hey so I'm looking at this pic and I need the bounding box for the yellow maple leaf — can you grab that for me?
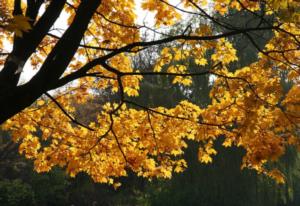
[7,15,31,37]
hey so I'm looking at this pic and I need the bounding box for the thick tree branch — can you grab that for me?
[13,0,22,15]
[29,0,102,88]
[0,0,66,89]
[26,0,44,25]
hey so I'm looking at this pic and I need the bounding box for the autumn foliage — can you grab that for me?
[1,0,300,187]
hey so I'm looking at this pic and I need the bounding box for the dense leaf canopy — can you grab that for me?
[1,0,300,187]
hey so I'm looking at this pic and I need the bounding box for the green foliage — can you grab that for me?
[0,179,35,206]
[29,167,69,206]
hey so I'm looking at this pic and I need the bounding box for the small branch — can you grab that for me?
[147,111,160,155]
[110,114,128,165]
[45,92,95,131]
[51,25,277,89]
[124,99,231,127]
[85,120,113,155]
[47,33,118,52]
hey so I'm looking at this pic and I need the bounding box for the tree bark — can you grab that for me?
[0,0,102,124]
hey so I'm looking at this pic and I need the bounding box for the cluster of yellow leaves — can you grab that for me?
[211,38,238,65]
[81,54,143,97]
[154,47,195,86]
[153,47,173,72]
[94,0,139,45]
[212,0,260,15]
[3,100,215,186]
[205,59,300,183]
[283,85,300,117]
[268,0,300,23]
[153,37,237,87]
[0,0,31,37]
[198,140,217,164]
[0,0,12,26]
[210,0,300,23]
[7,56,295,184]
[6,15,31,37]
[141,0,181,26]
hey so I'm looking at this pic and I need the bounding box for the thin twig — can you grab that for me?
[45,92,95,131]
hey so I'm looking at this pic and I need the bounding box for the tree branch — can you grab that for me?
[54,25,276,89]
[29,0,102,89]
[45,92,95,131]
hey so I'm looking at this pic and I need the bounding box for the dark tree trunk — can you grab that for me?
[0,0,102,124]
